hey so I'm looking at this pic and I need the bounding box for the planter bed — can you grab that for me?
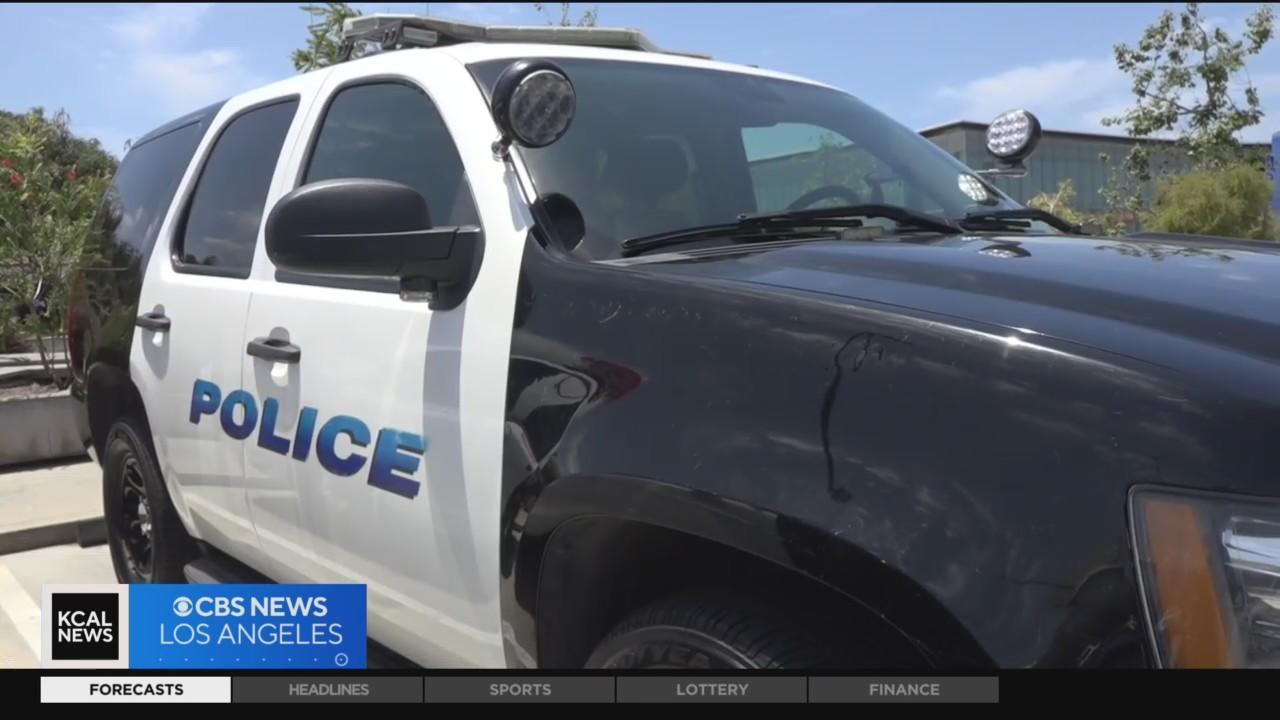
[0,369,89,467]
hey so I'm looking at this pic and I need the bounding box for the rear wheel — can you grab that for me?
[585,588,845,669]
[103,417,194,583]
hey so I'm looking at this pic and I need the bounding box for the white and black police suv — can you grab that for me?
[67,15,1280,670]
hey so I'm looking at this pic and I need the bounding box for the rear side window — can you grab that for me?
[86,122,204,270]
[304,83,478,227]
[178,99,298,276]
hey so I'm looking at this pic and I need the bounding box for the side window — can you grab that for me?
[178,99,298,276]
[304,82,479,227]
[88,122,205,275]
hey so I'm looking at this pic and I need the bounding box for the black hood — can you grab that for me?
[636,232,1280,372]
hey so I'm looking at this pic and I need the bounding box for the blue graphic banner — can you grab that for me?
[128,584,366,669]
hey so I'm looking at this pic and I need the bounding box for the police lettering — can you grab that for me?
[189,378,425,498]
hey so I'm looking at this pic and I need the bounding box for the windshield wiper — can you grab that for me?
[959,208,1083,234]
[620,203,963,257]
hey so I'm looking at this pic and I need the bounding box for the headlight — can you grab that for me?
[1131,487,1280,668]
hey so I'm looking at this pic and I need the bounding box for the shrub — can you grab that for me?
[0,109,112,384]
[1027,179,1086,227]
[1147,162,1278,240]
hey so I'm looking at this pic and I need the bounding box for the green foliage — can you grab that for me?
[1027,178,1146,238]
[533,3,599,27]
[1090,152,1149,236]
[0,109,111,382]
[1027,179,1085,227]
[1147,162,1278,240]
[293,2,361,72]
[1104,2,1275,178]
[0,109,117,175]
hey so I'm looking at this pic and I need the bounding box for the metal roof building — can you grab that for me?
[921,120,1269,213]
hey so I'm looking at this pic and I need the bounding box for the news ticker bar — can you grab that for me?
[40,675,999,703]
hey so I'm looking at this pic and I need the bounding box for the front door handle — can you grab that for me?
[135,311,170,333]
[246,337,301,364]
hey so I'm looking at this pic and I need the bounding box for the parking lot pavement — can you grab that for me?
[0,459,100,537]
[0,543,114,669]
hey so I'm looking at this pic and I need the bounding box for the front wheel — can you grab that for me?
[585,588,843,669]
[102,417,194,583]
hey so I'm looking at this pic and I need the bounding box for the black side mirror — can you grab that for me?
[265,179,482,310]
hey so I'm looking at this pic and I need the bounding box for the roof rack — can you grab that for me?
[338,14,711,62]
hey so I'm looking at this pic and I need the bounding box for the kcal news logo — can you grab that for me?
[42,585,131,669]
[52,594,117,658]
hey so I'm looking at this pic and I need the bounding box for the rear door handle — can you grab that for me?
[135,311,170,333]
[246,337,301,364]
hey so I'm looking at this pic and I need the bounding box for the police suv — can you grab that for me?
[68,15,1280,670]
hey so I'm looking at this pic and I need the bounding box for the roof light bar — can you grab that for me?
[338,14,710,62]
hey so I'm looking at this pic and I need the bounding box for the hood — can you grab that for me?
[641,232,1280,369]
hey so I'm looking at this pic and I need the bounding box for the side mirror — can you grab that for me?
[491,59,576,151]
[265,179,482,309]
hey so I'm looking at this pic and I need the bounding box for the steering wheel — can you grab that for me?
[786,185,861,210]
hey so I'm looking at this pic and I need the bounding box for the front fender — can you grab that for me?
[501,470,992,668]
[499,238,1156,668]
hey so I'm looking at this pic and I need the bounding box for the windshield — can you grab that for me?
[471,58,1021,259]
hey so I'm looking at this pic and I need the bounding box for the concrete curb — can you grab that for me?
[0,390,89,467]
[0,516,106,556]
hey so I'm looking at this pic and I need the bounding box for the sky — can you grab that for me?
[2,2,1278,158]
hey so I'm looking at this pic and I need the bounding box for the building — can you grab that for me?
[921,121,1269,213]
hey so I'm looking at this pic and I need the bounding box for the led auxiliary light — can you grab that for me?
[986,109,1041,161]
[507,70,575,147]
[492,59,577,151]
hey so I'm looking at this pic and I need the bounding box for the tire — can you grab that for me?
[103,417,194,583]
[584,588,848,669]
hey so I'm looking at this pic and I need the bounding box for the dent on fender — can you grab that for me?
[188,378,427,498]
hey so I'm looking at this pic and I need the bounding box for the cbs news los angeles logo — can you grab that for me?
[41,585,130,669]
[40,582,364,669]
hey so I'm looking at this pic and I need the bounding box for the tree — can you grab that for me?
[293,2,361,72]
[0,109,117,174]
[533,3,599,27]
[1147,162,1277,240]
[1103,3,1275,177]
[1093,152,1150,236]
[0,109,110,383]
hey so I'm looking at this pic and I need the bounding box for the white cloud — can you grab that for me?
[1078,101,1153,137]
[936,58,1127,124]
[101,3,261,116]
[933,5,1280,143]
[108,3,213,45]
[1204,13,1252,39]
[129,49,263,115]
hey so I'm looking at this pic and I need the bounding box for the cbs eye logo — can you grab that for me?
[172,597,194,617]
